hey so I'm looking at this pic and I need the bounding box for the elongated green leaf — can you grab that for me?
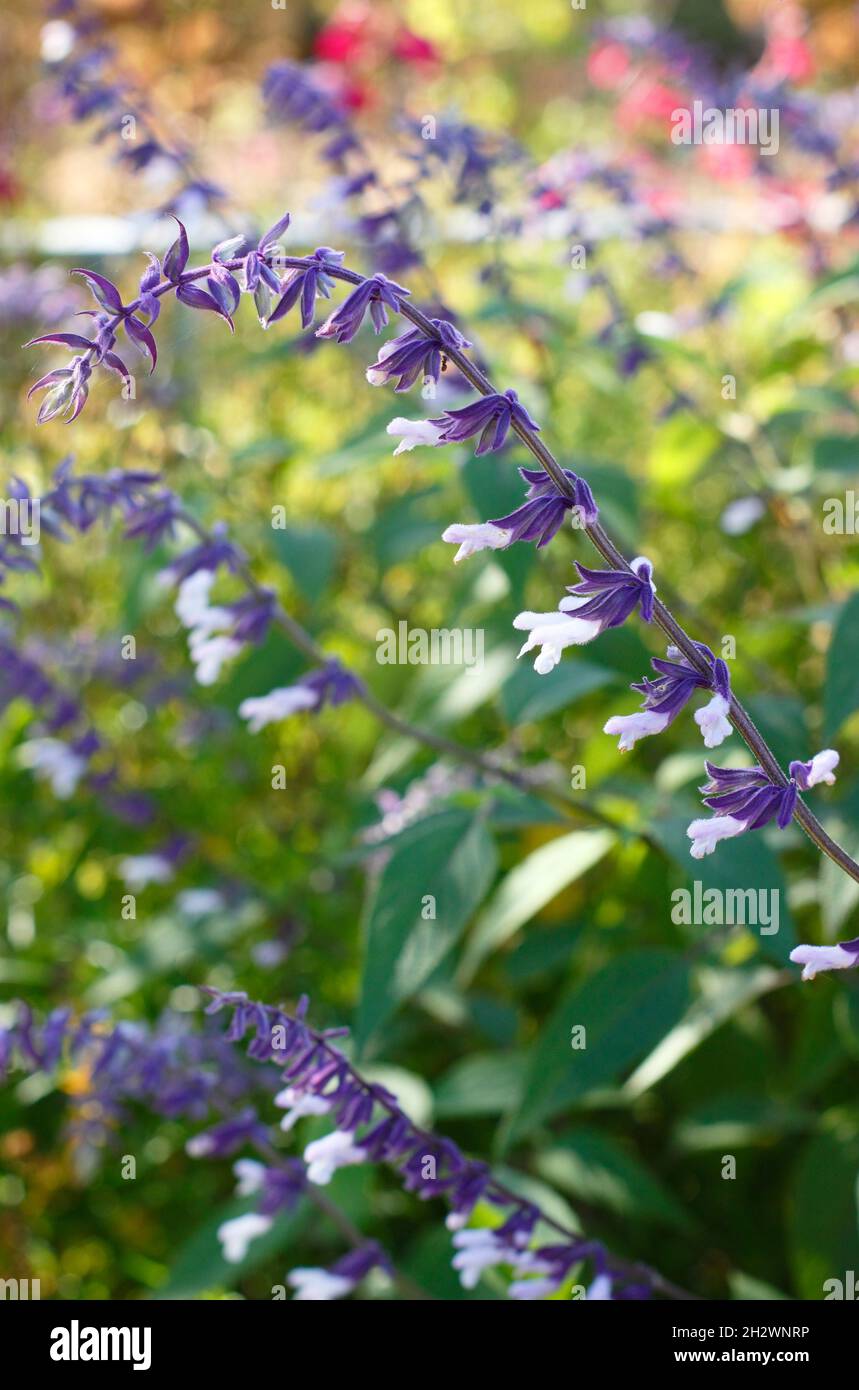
[459,828,614,982]
[673,1091,811,1152]
[743,695,807,771]
[826,591,859,737]
[624,967,786,1097]
[649,814,796,964]
[820,821,859,937]
[434,1051,527,1117]
[790,1124,859,1299]
[356,810,497,1052]
[500,659,614,725]
[535,1126,694,1230]
[508,949,691,1141]
[269,522,339,600]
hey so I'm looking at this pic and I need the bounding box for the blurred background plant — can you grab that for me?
[1,0,858,1300]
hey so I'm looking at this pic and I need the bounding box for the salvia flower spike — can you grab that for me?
[514,556,655,674]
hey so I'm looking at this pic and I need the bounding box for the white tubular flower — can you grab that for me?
[508,1277,559,1300]
[238,685,318,733]
[274,1087,332,1133]
[386,417,445,454]
[789,939,859,981]
[513,599,602,674]
[441,522,511,562]
[175,569,241,685]
[303,1130,366,1185]
[189,633,243,686]
[17,737,88,799]
[603,710,670,751]
[365,339,398,385]
[233,1159,266,1197]
[450,1229,520,1290]
[175,570,219,629]
[117,853,174,890]
[686,815,746,859]
[287,1267,354,1301]
[514,556,656,675]
[694,693,733,748]
[216,1212,273,1264]
[507,1250,557,1299]
[804,749,839,787]
[176,888,223,915]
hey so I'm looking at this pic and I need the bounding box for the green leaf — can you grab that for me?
[487,786,567,829]
[458,828,614,982]
[624,967,786,1098]
[649,814,796,964]
[500,659,615,725]
[650,411,719,486]
[825,591,859,737]
[355,810,497,1052]
[157,1197,308,1299]
[535,1126,694,1230]
[730,1272,790,1301]
[790,1122,859,1299]
[366,488,442,568]
[462,453,527,520]
[218,629,304,708]
[503,925,584,984]
[820,821,859,938]
[673,1090,810,1152]
[743,695,807,771]
[507,949,692,1141]
[270,522,339,600]
[813,435,859,473]
[312,406,403,477]
[434,1051,527,1118]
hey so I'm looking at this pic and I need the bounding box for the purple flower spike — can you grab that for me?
[241,212,291,322]
[491,466,597,542]
[442,467,598,562]
[70,268,124,314]
[432,389,541,456]
[123,492,180,551]
[789,749,839,790]
[687,762,798,859]
[239,659,361,733]
[263,61,346,135]
[162,217,190,283]
[686,744,836,870]
[226,590,278,645]
[316,273,410,344]
[366,319,471,392]
[161,523,244,583]
[286,1242,388,1301]
[267,247,345,329]
[604,643,732,752]
[514,556,656,674]
[186,1107,269,1158]
[176,281,235,332]
[570,557,657,625]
